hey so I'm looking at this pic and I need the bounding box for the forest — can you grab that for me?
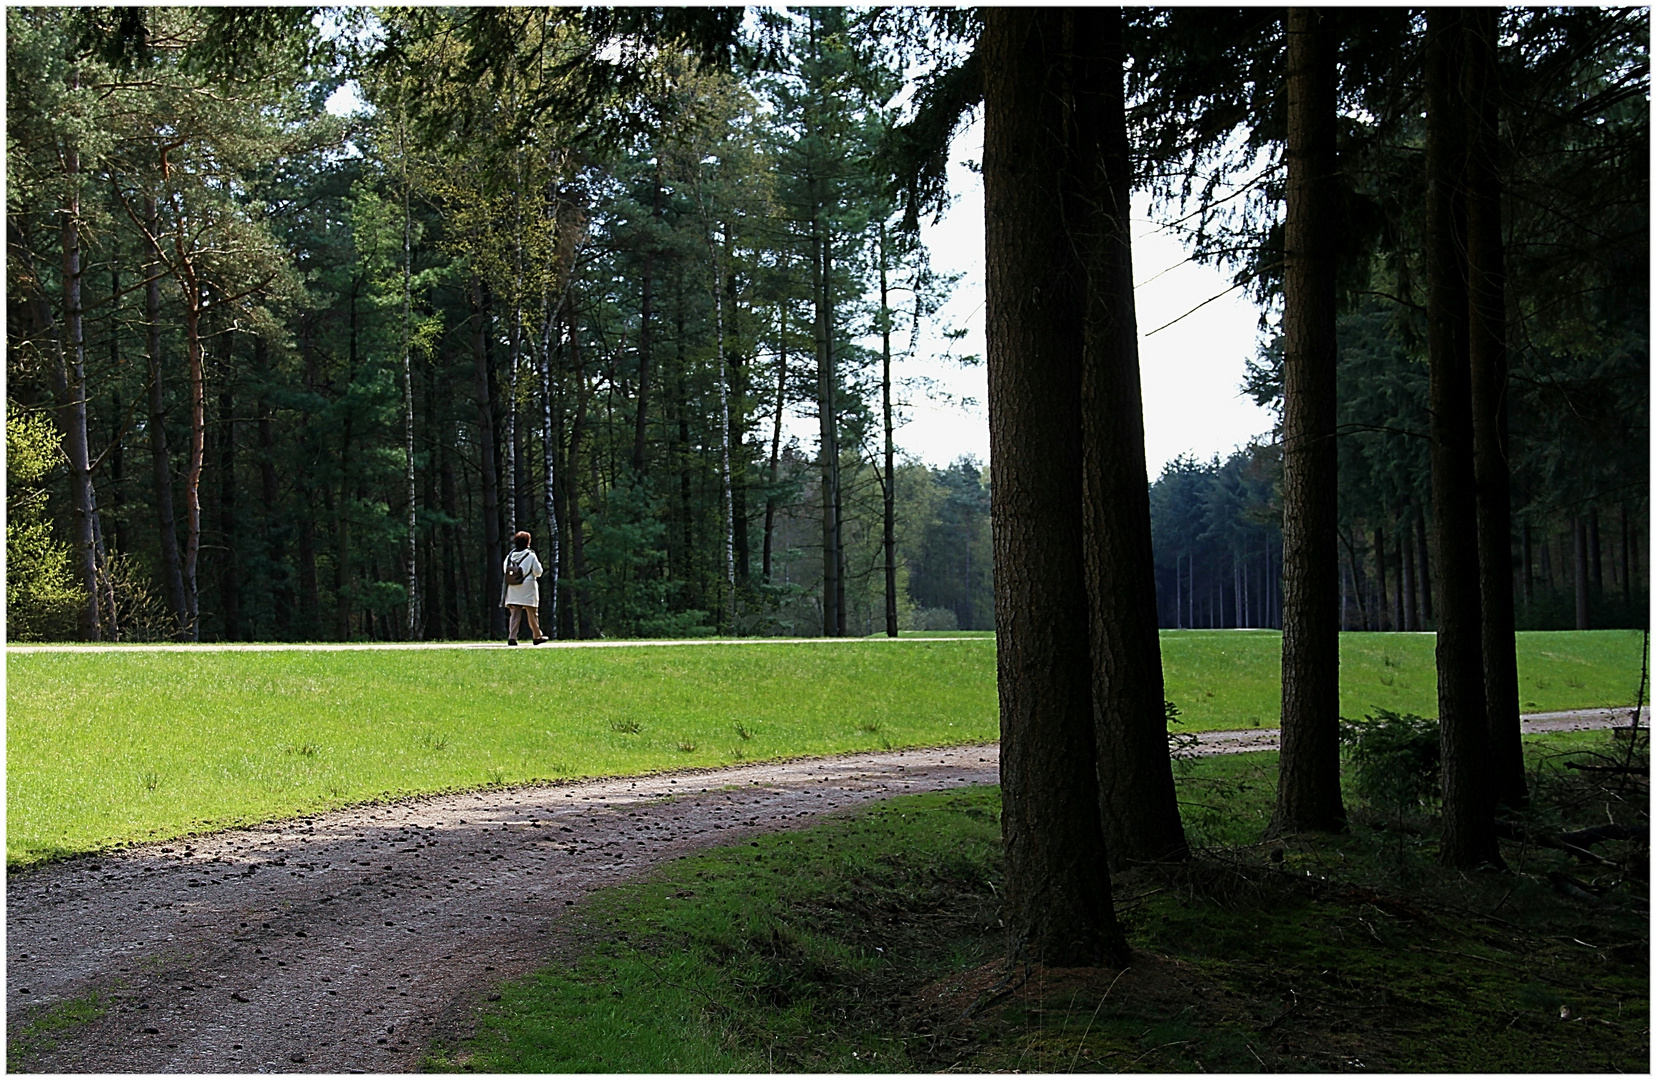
[5,8,1644,647]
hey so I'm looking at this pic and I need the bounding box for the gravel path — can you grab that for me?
[7,707,1640,1073]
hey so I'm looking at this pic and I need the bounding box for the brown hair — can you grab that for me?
[513,531,531,551]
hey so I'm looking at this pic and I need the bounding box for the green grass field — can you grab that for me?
[1159,629,1646,728]
[6,630,1644,867]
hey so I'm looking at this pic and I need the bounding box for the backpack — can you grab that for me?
[505,551,529,586]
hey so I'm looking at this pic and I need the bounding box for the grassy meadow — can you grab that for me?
[5,629,1645,866]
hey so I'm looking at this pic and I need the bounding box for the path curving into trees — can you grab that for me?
[6,708,1637,1073]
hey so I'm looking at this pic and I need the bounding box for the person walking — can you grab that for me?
[502,531,548,645]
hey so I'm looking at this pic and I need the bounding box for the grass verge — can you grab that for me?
[432,731,1647,1073]
[6,991,108,1068]
[7,630,1643,867]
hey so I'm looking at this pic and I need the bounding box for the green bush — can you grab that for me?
[6,408,79,641]
[1339,709,1440,810]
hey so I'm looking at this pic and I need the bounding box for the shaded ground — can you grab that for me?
[6,708,1639,1073]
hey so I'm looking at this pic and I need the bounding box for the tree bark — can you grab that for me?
[1271,7,1346,836]
[763,298,788,585]
[401,128,420,640]
[565,302,597,640]
[725,224,751,589]
[143,194,188,634]
[1573,515,1591,630]
[813,195,841,637]
[1373,526,1389,631]
[1464,7,1525,807]
[983,6,1129,968]
[177,242,205,641]
[55,97,104,642]
[880,223,899,637]
[1076,6,1189,867]
[218,384,240,641]
[632,166,661,479]
[1415,506,1433,624]
[709,219,737,632]
[471,275,504,638]
[1426,9,1502,869]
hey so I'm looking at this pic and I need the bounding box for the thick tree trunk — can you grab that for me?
[471,276,504,638]
[1076,7,1189,867]
[983,6,1129,968]
[1271,7,1346,836]
[144,195,188,634]
[1426,9,1502,869]
[1464,7,1526,807]
[880,223,899,637]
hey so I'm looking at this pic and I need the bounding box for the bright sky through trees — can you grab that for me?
[901,115,1274,476]
[322,80,1272,478]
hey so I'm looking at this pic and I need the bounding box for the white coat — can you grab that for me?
[503,549,544,607]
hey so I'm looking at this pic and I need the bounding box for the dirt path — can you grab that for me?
[7,708,1640,1073]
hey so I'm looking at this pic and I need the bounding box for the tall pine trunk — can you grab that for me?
[880,223,899,637]
[177,245,206,641]
[1464,8,1525,806]
[1426,9,1502,869]
[983,6,1128,968]
[632,167,661,479]
[1271,6,1346,836]
[471,275,504,638]
[1078,6,1189,867]
[56,95,104,641]
[813,200,841,637]
[218,384,240,640]
[143,194,188,633]
[763,297,788,584]
[401,129,420,640]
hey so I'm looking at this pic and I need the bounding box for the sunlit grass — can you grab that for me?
[7,630,1642,867]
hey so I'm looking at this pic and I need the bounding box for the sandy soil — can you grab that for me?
[7,707,1639,1073]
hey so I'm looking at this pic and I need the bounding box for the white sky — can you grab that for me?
[881,115,1277,479]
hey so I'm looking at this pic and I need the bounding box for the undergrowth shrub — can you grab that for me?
[1340,709,1440,810]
